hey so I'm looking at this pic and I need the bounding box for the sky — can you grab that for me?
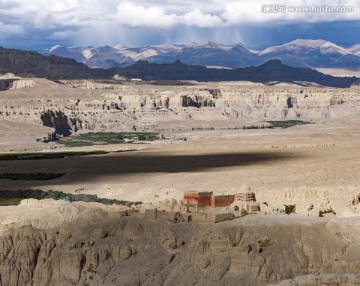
[0,0,359,50]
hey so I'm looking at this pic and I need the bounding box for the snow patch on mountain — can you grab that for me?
[43,39,360,69]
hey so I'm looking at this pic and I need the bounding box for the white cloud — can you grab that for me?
[0,0,359,48]
[115,2,223,28]
[0,0,359,31]
[116,2,178,28]
[181,9,223,28]
[0,21,23,39]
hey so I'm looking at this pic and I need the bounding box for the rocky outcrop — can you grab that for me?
[181,95,216,108]
[0,215,360,286]
[11,79,35,90]
[349,192,360,206]
[0,80,16,91]
[0,73,18,80]
[318,200,336,216]
[271,274,360,286]
[0,79,35,91]
[351,81,360,89]
[40,110,81,136]
[61,80,126,90]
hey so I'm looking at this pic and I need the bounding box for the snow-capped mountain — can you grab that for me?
[43,39,360,69]
[115,44,184,62]
[257,39,360,69]
[349,44,360,56]
[258,39,350,56]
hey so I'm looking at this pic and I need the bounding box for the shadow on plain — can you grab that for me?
[63,151,300,178]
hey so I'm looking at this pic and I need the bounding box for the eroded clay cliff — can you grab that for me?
[0,213,360,286]
[1,80,359,135]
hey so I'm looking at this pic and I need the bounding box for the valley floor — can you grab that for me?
[1,118,360,217]
[0,79,360,285]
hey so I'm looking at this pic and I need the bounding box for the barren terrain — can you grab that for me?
[0,76,360,285]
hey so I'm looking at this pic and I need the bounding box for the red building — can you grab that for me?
[211,195,235,208]
[184,191,212,208]
[184,191,235,209]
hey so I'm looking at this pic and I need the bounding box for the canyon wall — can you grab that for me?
[0,81,359,135]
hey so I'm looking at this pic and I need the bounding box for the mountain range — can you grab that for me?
[1,47,359,88]
[43,39,360,69]
[113,59,358,88]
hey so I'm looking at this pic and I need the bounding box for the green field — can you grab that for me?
[0,150,108,161]
[58,132,160,147]
[0,173,65,181]
[0,198,23,206]
[267,120,313,129]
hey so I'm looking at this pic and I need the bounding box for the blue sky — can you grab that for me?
[0,0,359,50]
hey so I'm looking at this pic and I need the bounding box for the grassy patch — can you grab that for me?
[60,140,94,147]
[58,132,160,147]
[0,150,108,161]
[0,173,65,181]
[0,198,23,206]
[0,189,142,206]
[267,120,313,129]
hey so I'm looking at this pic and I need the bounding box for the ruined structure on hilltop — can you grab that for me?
[183,191,260,212]
[183,191,235,209]
[231,190,260,212]
[234,192,256,202]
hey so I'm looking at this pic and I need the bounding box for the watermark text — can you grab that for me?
[262,4,355,13]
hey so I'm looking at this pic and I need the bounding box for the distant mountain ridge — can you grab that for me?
[0,47,110,79]
[0,47,359,88]
[112,59,358,88]
[43,39,360,69]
